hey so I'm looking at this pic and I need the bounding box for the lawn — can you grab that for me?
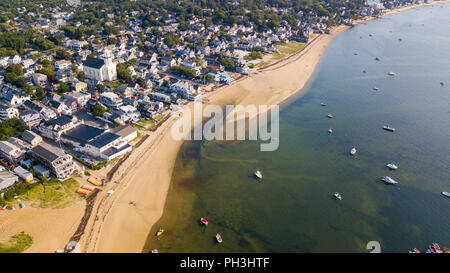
[23,178,84,209]
[0,232,33,253]
[256,41,307,67]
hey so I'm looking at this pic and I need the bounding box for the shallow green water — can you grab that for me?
[144,4,450,253]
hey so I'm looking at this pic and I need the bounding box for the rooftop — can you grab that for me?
[88,132,121,149]
[63,124,105,144]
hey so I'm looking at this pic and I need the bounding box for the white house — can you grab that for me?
[99,92,123,108]
[0,104,19,121]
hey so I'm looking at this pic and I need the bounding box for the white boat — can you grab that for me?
[328,128,333,133]
[151,249,158,253]
[381,176,398,185]
[442,192,450,198]
[383,126,395,132]
[216,233,223,243]
[373,87,379,91]
[334,192,342,200]
[387,71,396,76]
[350,147,357,156]
[254,170,262,179]
[386,163,398,170]
[321,102,327,106]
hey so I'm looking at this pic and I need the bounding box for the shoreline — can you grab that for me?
[1,0,446,253]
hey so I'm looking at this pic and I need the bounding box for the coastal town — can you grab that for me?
[0,0,448,254]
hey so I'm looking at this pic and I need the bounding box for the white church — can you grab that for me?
[83,50,117,82]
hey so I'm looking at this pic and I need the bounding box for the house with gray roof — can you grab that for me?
[31,142,78,180]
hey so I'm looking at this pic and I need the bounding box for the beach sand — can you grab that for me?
[2,0,447,253]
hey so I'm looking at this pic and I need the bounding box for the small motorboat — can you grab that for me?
[386,163,398,170]
[151,249,158,253]
[383,126,395,132]
[440,82,444,86]
[334,192,342,200]
[373,87,379,91]
[432,243,440,251]
[387,71,396,76]
[441,192,450,198]
[254,170,262,179]
[398,38,402,41]
[200,218,209,226]
[216,233,223,243]
[328,128,333,133]
[350,147,357,156]
[429,244,437,253]
[327,113,333,118]
[321,102,327,106]
[363,69,366,73]
[375,57,380,61]
[381,176,398,185]
[156,228,165,237]
[409,248,420,253]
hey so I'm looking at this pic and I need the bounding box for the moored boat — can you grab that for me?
[350,147,357,156]
[383,126,395,132]
[334,192,342,200]
[151,249,158,253]
[254,170,262,179]
[327,113,333,118]
[156,228,165,237]
[386,163,398,170]
[200,218,209,226]
[381,176,398,185]
[328,128,333,133]
[321,102,327,106]
[387,71,396,76]
[216,233,223,243]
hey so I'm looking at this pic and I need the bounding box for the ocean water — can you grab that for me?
[144,3,450,253]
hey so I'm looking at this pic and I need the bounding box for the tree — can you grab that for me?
[6,64,23,76]
[136,77,147,88]
[220,57,235,71]
[0,118,28,140]
[205,74,215,83]
[163,33,181,48]
[33,87,46,101]
[92,104,107,117]
[96,84,105,93]
[55,49,72,60]
[76,71,85,81]
[59,82,70,93]
[116,63,132,82]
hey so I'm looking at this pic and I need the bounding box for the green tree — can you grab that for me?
[6,64,23,76]
[0,118,28,140]
[92,104,107,117]
[116,63,132,82]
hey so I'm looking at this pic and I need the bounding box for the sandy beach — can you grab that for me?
[1,0,447,253]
